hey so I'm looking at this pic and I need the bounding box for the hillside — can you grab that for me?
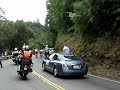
[55,33,120,81]
[45,0,120,81]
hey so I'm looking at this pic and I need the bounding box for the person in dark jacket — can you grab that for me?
[0,56,3,68]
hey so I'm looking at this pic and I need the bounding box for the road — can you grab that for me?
[0,55,120,90]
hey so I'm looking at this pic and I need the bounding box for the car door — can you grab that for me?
[48,54,60,72]
[45,54,55,71]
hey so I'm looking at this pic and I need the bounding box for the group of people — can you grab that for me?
[0,44,70,69]
[34,44,70,59]
[33,45,53,59]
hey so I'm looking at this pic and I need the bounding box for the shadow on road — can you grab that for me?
[60,76,88,80]
[17,76,31,81]
[42,70,88,80]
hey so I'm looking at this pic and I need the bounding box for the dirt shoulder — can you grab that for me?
[80,36,120,81]
[89,65,120,81]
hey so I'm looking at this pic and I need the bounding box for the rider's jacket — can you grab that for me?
[12,51,19,56]
[21,50,32,60]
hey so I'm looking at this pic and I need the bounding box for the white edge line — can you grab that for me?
[87,74,120,84]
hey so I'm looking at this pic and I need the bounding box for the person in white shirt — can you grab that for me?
[34,48,38,58]
[44,45,49,59]
[13,48,19,56]
[63,45,70,55]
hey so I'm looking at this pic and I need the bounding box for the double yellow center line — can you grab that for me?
[33,71,65,90]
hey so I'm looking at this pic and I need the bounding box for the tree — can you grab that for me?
[0,7,6,20]
[90,0,120,35]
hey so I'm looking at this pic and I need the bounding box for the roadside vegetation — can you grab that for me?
[0,0,120,80]
[0,7,52,54]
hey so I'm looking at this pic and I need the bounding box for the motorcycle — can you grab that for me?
[18,60,32,80]
[12,56,19,65]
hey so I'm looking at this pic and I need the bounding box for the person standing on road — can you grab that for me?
[63,45,70,55]
[0,56,3,68]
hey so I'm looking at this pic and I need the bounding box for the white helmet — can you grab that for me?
[14,48,18,51]
[46,45,48,47]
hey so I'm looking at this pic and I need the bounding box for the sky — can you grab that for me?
[0,0,48,25]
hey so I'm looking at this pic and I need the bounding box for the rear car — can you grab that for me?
[42,53,88,77]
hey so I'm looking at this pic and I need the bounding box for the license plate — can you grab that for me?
[73,65,80,69]
[24,67,27,70]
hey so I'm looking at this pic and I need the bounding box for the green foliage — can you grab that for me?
[0,19,49,53]
[72,0,92,36]
[90,0,120,36]
[46,0,120,39]
[46,0,74,33]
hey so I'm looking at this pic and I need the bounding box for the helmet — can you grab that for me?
[14,48,18,51]
[22,45,26,50]
[25,45,30,51]
[46,45,48,47]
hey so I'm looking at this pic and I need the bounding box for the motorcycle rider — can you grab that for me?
[13,48,19,55]
[17,45,33,72]
[12,48,19,64]
[22,45,32,63]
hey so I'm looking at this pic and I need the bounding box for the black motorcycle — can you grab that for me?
[18,60,32,80]
[12,55,19,65]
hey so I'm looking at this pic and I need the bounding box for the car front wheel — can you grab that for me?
[42,63,45,71]
[53,68,58,77]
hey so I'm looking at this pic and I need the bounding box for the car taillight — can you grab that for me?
[24,65,28,70]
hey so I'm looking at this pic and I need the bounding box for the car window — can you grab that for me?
[49,53,55,60]
[52,54,59,60]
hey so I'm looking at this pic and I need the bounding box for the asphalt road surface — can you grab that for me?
[0,55,120,90]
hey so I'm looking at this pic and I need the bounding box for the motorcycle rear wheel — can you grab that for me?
[23,74,27,80]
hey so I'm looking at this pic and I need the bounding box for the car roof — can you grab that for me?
[54,52,75,56]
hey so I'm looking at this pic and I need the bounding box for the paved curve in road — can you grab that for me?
[0,55,120,90]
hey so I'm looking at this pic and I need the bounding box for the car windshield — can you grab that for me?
[64,55,81,60]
